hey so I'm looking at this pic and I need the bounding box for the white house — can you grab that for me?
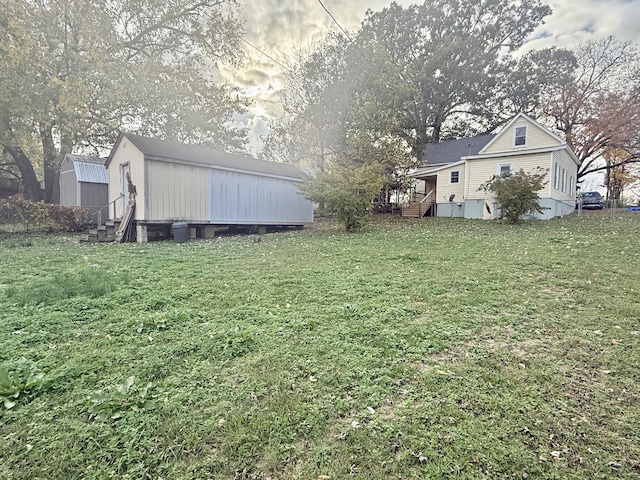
[406,113,580,220]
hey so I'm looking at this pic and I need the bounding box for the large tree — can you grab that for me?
[0,0,248,202]
[357,0,559,153]
[543,36,640,189]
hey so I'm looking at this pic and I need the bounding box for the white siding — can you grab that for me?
[483,118,562,155]
[146,160,210,222]
[59,157,78,207]
[210,170,313,224]
[549,149,578,202]
[466,152,552,200]
[107,141,145,219]
[437,164,466,202]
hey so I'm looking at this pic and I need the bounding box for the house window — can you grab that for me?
[450,171,460,184]
[553,162,561,190]
[570,175,575,195]
[497,163,513,176]
[514,126,527,147]
[562,168,567,193]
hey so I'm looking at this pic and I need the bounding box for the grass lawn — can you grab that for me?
[1,212,639,479]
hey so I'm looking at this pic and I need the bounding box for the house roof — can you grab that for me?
[419,134,496,166]
[110,133,307,181]
[65,154,109,184]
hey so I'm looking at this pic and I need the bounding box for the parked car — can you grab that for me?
[579,191,605,209]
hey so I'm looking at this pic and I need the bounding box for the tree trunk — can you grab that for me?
[40,123,61,203]
[2,145,43,201]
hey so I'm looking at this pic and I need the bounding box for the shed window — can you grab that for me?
[497,163,513,176]
[514,126,527,146]
[450,171,460,184]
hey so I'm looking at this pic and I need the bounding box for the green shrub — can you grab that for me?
[0,195,48,232]
[299,163,385,231]
[479,168,548,223]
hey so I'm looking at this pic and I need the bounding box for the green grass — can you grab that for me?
[1,212,639,479]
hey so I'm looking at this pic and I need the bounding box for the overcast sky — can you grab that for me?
[227,0,640,153]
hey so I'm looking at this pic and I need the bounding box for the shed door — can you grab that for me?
[119,163,130,217]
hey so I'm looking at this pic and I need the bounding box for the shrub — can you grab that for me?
[0,195,89,232]
[0,195,48,232]
[479,168,548,223]
[45,204,89,232]
[299,163,385,231]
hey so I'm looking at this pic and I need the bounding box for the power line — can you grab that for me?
[240,37,288,70]
[316,0,353,42]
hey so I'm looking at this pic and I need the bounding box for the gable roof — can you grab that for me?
[64,154,109,184]
[108,133,306,181]
[419,134,496,166]
[478,112,565,154]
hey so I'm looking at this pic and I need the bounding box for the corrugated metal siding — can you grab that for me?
[210,169,313,224]
[74,161,109,184]
[146,160,209,221]
[465,152,552,199]
[483,119,562,154]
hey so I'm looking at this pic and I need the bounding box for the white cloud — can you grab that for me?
[230,0,640,153]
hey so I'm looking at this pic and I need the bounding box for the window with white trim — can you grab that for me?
[497,163,513,176]
[450,170,460,184]
[562,168,567,193]
[553,162,561,190]
[514,126,527,147]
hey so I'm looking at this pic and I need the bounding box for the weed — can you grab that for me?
[0,358,45,411]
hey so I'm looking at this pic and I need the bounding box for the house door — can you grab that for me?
[119,163,130,217]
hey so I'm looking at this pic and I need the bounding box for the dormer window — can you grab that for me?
[514,126,527,147]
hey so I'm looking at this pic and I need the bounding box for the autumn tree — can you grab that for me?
[0,0,248,202]
[543,36,640,189]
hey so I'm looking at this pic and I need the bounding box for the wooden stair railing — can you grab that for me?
[114,199,135,243]
[402,189,434,218]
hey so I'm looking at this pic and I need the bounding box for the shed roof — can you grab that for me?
[419,134,496,166]
[65,155,109,184]
[112,133,307,180]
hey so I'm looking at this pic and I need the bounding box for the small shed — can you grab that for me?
[106,133,314,242]
[59,154,109,217]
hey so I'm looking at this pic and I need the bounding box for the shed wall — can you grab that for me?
[79,183,109,216]
[145,160,210,222]
[108,141,145,219]
[59,167,78,207]
[209,169,313,224]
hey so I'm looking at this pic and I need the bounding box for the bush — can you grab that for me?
[45,204,89,232]
[299,163,385,231]
[0,195,89,232]
[479,168,548,223]
[0,195,48,232]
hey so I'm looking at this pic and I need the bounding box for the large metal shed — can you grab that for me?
[59,154,109,217]
[106,133,314,242]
